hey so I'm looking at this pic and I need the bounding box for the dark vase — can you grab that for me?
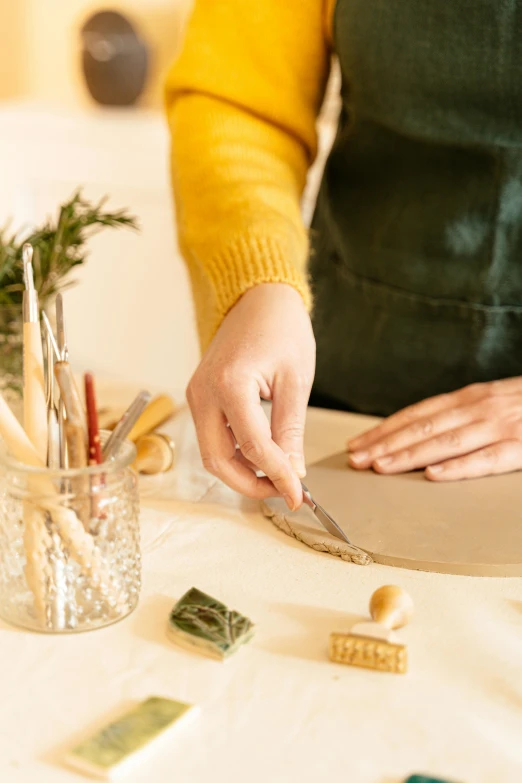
[80,10,149,107]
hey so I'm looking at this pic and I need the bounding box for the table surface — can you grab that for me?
[0,399,520,783]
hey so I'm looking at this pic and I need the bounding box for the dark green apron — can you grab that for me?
[310,1,522,416]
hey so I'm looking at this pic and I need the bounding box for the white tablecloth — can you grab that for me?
[0,403,520,783]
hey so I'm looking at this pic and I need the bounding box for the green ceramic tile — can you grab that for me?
[65,697,198,779]
[405,775,460,783]
[168,587,254,660]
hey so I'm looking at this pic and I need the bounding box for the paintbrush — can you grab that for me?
[329,585,414,674]
[84,373,102,466]
[84,372,104,524]
[22,244,48,462]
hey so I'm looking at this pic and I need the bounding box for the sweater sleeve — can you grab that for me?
[165,0,330,348]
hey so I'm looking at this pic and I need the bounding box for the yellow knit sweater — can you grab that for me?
[165,0,332,348]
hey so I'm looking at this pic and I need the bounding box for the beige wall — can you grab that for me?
[0,1,26,99]
[0,0,191,108]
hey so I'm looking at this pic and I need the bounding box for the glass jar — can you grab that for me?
[0,439,141,633]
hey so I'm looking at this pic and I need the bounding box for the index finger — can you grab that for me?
[225,387,303,510]
[194,405,276,499]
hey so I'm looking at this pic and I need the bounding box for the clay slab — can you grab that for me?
[264,451,522,576]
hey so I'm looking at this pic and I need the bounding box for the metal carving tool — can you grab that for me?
[41,312,61,363]
[56,293,68,361]
[301,482,353,544]
[44,326,60,470]
[103,390,151,460]
[55,294,68,469]
[54,361,88,469]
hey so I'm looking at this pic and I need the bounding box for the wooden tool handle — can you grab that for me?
[47,408,60,470]
[64,420,88,468]
[369,585,414,630]
[127,394,176,442]
[0,390,43,467]
[23,321,48,462]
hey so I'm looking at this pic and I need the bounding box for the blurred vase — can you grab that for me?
[80,10,149,106]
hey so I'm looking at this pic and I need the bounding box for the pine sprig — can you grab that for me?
[0,191,138,306]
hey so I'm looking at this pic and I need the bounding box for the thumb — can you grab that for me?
[270,372,310,479]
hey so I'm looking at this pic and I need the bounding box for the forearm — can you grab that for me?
[166,0,329,348]
[168,94,311,346]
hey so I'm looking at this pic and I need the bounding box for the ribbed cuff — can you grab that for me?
[206,232,311,324]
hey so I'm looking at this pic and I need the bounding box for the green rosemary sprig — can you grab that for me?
[0,190,138,306]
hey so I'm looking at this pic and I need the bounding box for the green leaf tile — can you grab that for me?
[168,588,254,660]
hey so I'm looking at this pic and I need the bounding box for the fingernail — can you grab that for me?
[374,455,393,468]
[349,450,368,466]
[283,494,296,512]
[427,464,443,474]
[287,453,306,478]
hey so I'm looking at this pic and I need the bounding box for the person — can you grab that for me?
[166,1,522,511]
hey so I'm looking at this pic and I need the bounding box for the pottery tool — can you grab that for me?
[133,432,175,474]
[103,390,151,460]
[84,373,102,465]
[127,394,176,442]
[22,243,48,462]
[0,388,44,468]
[40,341,69,630]
[0,389,67,626]
[329,585,413,674]
[0,389,49,622]
[0,390,121,612]
[167,587,255,661]
[55,360,91,528]
[55,294,68,469]
[54,361,87,469]
[41,312,61,362]
[63,697,199,780]
[44,328,60,470]
[55,293,68,361]
[301,482,352,544]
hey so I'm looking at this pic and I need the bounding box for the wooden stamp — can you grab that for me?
[329,585,413,674]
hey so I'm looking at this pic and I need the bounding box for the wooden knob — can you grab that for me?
[133,432,175,474]
[369,585,413,630]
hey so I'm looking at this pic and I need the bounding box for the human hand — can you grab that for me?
[187,283,315,509]
[347,379,522,481]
